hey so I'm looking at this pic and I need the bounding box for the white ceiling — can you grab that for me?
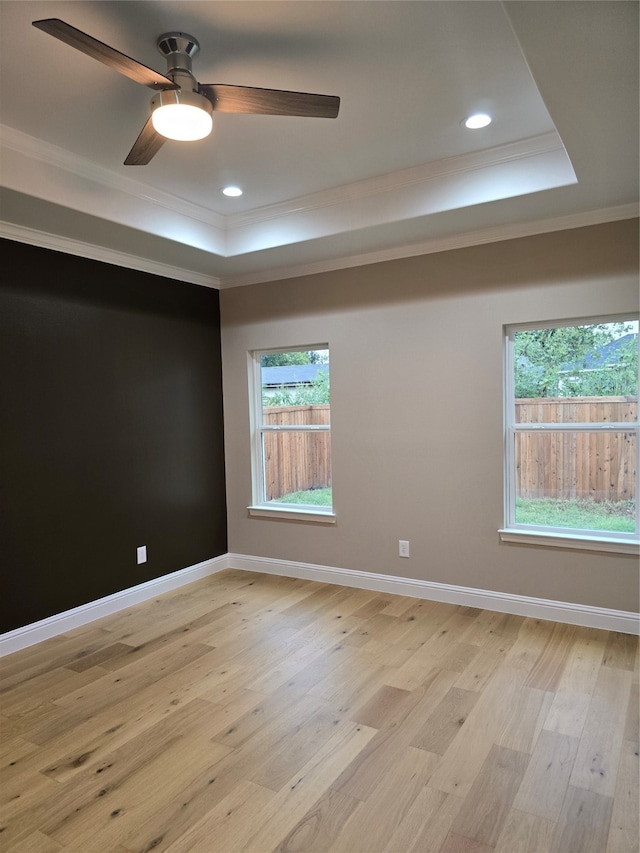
[0,1,637,288]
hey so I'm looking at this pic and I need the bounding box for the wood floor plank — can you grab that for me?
[246,635,349,695]
[0,734,39,770]
[512,729,579,821]
[427,667,528,798]
[524,621,576,692]
[543,688,591,738]
[274,787,360,853]
[494,685,553,754]
[51,641,213,716]
[570,664,632,797]
[602,631,638,671]
[358,636,416,668]
[117,740,274,852]
[22,644,220,748]
[555,626,606,695]
[1,665,108,716]
[493,809,554,853]
[240,720,378,853]
[327,746,439,852]
[450,744,530,847]
[0,631,113,691]
[342,612,411,648]
[348,594,395,621]
[0,769,59,824]
[503,618,556,674]
[249,702,351,792]
[606,738,640,853]
[3,829,64,852]
[161,780,275,853]
[384,612,480,691]
[98,607,236,672]
[331,669,458,802]
[43,701,233,850]
[307,651,391,707]
[454,632,514,692]
[382,786,463,853]
[410,686,479,755]
[64,642,136,673]
[350,684,413,730]
[623,676,639,741]
[210,685,327,750]
[0,570,636,853]
[550,785,614,853]
[459,610,524,646]
[438,833,494,853]
[1,698,227,849]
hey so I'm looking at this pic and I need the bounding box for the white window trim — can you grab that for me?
[498,528,639,555]
[502,315,639,553]
[248,345,333,521]
[248,505,336,523]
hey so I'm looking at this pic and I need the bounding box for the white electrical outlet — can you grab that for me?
[399,540,410,558]
[137,545,147,564]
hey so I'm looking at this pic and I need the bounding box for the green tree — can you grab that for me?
[260,349,328,367]
[261,352,310,367]
[263,370,330,407]
[514,323,637,398]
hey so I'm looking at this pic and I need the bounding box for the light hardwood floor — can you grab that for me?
[1,569,638,853]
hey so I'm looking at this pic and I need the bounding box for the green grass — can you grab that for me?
[274,489,636,532]
[516,497,636,532]
[276,487,332,506]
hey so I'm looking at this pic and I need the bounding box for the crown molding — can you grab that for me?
[1,125,563,238]
[3,204,635,292]
[218,203,640,288]
[0,124,226,231]
[226,132,565,230]
[0,221,221,289]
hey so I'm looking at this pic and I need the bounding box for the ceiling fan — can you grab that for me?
[32,19,341,166]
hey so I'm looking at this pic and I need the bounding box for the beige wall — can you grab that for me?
[220,220,639,612]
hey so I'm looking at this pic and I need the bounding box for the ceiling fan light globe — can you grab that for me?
[150,89,213,141]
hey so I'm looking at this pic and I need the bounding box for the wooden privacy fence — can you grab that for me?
[263,405,331,500]
[262,399,637,503]
[515,396,637,502]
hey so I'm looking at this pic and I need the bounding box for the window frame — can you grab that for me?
[247,345,335,523]
[500,314,639,555]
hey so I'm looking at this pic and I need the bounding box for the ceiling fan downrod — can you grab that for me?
[156,32,200,91]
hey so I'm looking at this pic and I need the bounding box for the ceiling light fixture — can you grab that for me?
[463,113,492,129]
[150,89,213,141]
[222,186,243,197]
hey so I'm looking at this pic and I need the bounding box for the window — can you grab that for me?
[501,316,639,553]
[248,346,334,521]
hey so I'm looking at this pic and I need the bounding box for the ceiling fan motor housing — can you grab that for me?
[157,32,200,91]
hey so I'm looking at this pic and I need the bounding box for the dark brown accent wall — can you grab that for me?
[0,239,227,632]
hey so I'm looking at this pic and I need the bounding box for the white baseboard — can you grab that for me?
[3,552,638,656]
[228,553,640,635]
[0,555,228,656]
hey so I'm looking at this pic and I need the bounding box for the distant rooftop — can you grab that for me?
[562,333,638,372]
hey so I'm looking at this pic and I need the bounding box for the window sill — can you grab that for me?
[248,505,336,524]
[499,528,639,555]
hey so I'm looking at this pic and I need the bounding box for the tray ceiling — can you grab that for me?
[0,1,637,287]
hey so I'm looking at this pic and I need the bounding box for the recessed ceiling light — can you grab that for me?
[222,186,243,197]
[463,113,492,129]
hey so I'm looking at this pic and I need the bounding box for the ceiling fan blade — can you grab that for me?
[199,84,340,118]
[32,19,178,90]
[124,117,166,165]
